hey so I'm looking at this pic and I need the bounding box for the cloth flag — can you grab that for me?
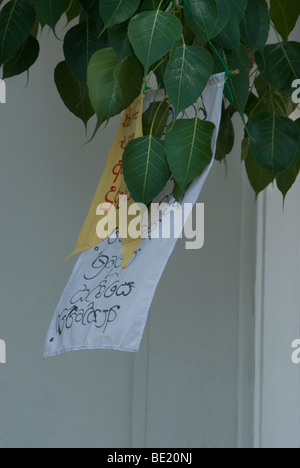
[66,94,145,269]
[44,73,225,357]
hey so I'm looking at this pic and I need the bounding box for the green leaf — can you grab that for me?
[245,90,295,119]
[276,159,300,198]
[173,182,181,203]
[182,14,196,46]
[294,118,300,139]
[153,57,169,88]
[114,54,143,110]
[128,11,183,75]
[30,14,40,39]
[123,136,171,205]
[215,12,240,54]
[213,0,232,36]
[164,118,215,198]
[0,0,36,66]
[79,0,103,31]
[87,48,122,117]
[241,134,250,161]
[270,0,300,42]
[276,119,300,198]
[244,140,274,195]
[256,42,300,96]
[63,21,104,86]
[184,0,229,40]
[142,101,170,139]
[214,45,250,115]
[32,0,65,29]
[88,50,142,120]
[3,35,39,79]
[65,0,81,23]
[86,87,108,137]
[54,61,95,127]
[224,0,248,21]
[249,75,296,117]
[164,43,213,118]
[140,0,161,12]
[99,0,140,29]
[215,104,235,161]
[240,0,270,51]
[108,21,132,62]
[214,0,231,37]
[248,113,300,176]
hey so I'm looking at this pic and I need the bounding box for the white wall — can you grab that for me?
[254,173,300,449]
[253,21,300,449]
[2,16,293,448]
[0,27,136,449]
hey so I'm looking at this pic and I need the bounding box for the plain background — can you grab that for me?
[0,13,299,449]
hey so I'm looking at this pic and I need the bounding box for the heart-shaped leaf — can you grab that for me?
[99,0,140,30]
[87,48,122,117]
[165,118,215,198]
[215,105,235,161]
[63,21,105,86]
[113,54,143,110]
[276,119,300,198]
[55,61,95,127]
[244,140,274,196]
[108,20,132,62]
[165,43,213,118]
[215,12,240,54]
[276,159,300,199]
[224,0,248,20]
[65,0,81,24]
[142,100,170,139]
[128,11,183,74]
[245,90,295,118]
[87,48,142,122]
[240,0,270,51]
[248,112,300,176]
[3,35,39,79]
[32,0,65,30]
[270,0,300,41]
[184,0,230,40]
[123,136,171,205]
[256,42,300,95]
[79,0,103,31]
[247,75,296,117]
[0,0,36,66]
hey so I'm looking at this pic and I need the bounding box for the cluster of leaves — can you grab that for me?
[0,0,300,202]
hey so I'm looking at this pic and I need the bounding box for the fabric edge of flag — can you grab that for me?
[44,345,139,359]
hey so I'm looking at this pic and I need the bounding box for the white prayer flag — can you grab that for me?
[44,73,225,357]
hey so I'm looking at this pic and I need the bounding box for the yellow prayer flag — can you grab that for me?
[66,94,145,267]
